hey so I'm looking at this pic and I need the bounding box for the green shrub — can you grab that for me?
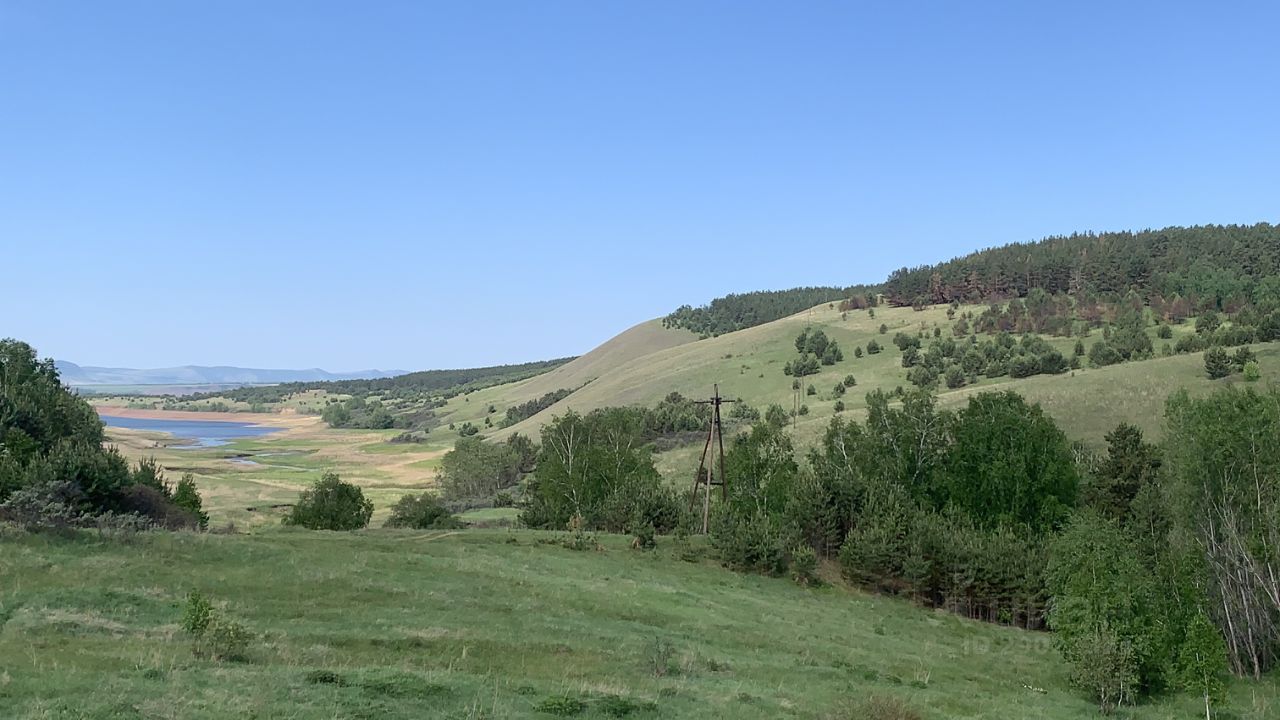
[791,544,819,586]
[182,590,214,637]
[1244,360,1262,382]
[535,695,586,716]
[183,591,251,662]
[202,618,252,662]
[284,473,372,531]
[826,695,922,720]
[647,636,677,677]
[304,670,347,686]
[631,522,656,550]
[171,473,209,529]
[383,492,461,529]
[596,694,657,717]
[711,508,790,576]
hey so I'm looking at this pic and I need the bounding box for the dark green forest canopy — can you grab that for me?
[883,223,1280,307]
[189,357,575,405]
[664,285,882,337]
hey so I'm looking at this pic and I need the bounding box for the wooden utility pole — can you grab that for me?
[689,384,734,534]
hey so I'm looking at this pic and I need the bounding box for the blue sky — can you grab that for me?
[2,1,1277,370]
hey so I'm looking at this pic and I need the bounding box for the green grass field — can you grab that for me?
[3,528,1276,719]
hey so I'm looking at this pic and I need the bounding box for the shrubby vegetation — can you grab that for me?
[664,285,880,337]
[679,380,1280,714]
[0,339,207,531]
[283,473,372,531]
[191,357,574,406]
[520,408,682,533]
[384,492,462,529]
[784,328,843,377]
[321,396,397,429]
[900,330,1070,389]
[499,388,574,427]
[438,434,536,500]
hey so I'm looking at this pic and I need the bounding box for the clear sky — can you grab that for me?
[2,1,1278,371]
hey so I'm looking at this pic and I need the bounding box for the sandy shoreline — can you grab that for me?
[93,405,303,427]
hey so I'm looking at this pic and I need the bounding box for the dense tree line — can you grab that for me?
[438,434,536,501]
[884,223,1280,308]
[0,339,207,530]
[691,384,1280,715]
[520,408,682,533]
[663,285,881,338]
[499,388,574,428]
[187,357,574,406]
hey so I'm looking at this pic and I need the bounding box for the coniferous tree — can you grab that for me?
[1204,347,1232,379]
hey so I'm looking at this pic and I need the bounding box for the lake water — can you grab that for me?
[98,413,282,448]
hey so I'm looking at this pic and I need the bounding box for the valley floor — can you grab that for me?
[1,528,1275,719]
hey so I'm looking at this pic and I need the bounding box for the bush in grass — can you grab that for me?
[171,473,209,529]
[383,492,462,529]
[711,507,790,576]
[202,617,252,662]
[183,590,251,662]
[117,485,199,530]
[181,590,214,637]
[826,695,923,720]
[284,473,372,530]
[791,544,819,586]
[0,480,87,531]
[596,694,658,717]
[647,636,677,678]
[631,521,656,550]
[1244,360,1262,382]
[535,695,586,716]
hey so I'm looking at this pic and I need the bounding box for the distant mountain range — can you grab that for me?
[55,361,406,387]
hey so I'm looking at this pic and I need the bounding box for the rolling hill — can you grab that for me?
[431,300,1268,453]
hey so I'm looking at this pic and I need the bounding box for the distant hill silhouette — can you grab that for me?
[54,361,405,387]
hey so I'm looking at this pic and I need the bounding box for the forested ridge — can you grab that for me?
[664,285,881,337]
[884,223,1280,307]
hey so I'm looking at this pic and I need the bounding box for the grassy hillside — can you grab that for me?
[3,528,1275,719]
[436,302,1275,450]
[96,301,1278,533]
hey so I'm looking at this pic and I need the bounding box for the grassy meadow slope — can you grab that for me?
[97,301,1279,530]
[448,301,1277,449]
[3,528,1275,720]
